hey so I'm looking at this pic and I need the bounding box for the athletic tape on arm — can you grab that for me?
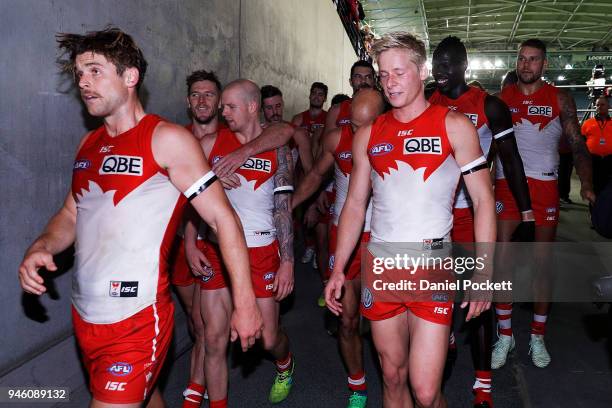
[461,156,488,175]
[274,185,294,194]
[493,128,513,140]
[184,171,218,201]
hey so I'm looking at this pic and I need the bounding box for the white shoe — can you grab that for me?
[529,334,551,368]
[301,247,315,263]
[491,334,515,369]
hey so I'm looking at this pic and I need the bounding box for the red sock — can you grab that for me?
[209,398,228,408]
[531,313,547,335]
[348,370,367,392]
[473,370,493,405]
[276,352,293,373]
[182,381,205,408]
[495,303,513,336]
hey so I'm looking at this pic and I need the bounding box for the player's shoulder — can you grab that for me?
[445,108,474,129]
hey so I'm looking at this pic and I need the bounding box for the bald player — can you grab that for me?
[292,89,384,408]
[190,79,296,405]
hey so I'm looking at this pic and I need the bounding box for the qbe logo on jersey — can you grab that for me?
[99,155,143,176]
[241,157,272,173]
[109,281,139,297]
[403,137,442,155]
[527,105,552,117]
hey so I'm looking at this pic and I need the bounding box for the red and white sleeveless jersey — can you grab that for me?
[429,87,492,208]
[71,115,185,324]
[332,125,372,230]
[497,83,561,181]
[299,109,327,135]
[209,128,278,247]
[336,99,352,127]
[367,105,460,243]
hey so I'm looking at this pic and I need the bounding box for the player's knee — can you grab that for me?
[191,313,206,340]
[380,361,406,389]
[204,324,230,355]
[339,314,359,335]
[260,327,280,351]
[412,381,440,408]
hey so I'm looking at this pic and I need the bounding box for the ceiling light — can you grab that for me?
[483,60,494,69]
[565,64,573,70]
[495,59,504,68]
[469,59,481,70]
[557,75,566,81]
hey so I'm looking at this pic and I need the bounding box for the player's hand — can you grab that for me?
[325,271,345,315]
[18,249,57,295]
[230,301,264,352]
[219,174,241,190]
[511,220,535,242]
[316,191,330,214]
[213,149,249,178]
[461,300,491,322]
[304,204,320,228]
[581,184,596,205]
[185,243,212,277]
[273,261,294,301]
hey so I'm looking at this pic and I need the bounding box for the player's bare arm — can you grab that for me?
[18,131,94,295]
[273,144,295,301]
[212,122,294,178]
[152,121,262,351]
[558,89,595,203]
[291,113,303,127]
[291,128,339,209]
[447,112,496,320]
[293,126,314,173]
[183,206,211,276]
[485,95,534,223]
[325,124,371,315]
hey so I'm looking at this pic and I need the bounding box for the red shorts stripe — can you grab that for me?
[72,302,174,404]
[495,178,559,227]
[327,224,370,281]
[202,240,280,297]
[451,207,475,243]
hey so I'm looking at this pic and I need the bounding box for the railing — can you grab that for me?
[333,0,370,61]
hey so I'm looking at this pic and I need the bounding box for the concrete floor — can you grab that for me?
[60,177,612,408]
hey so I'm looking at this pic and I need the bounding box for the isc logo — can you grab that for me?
[369,143,394,156]
[105,381,127,391]
[527,105,552,117]
[403,137,442,155]
[434,307,449,315]
[241,158,272,173]
[465,113,478,126]
[338,151,352,160]
[109,281,139,297]
[99,155,143,176]
[397,129,414,137]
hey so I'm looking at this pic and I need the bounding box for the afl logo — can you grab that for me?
[212,156,222,164]
[369,143,394,156]
[495,201,504,214]
[338,151,352,160]
[73,159,91,170]
[361,287,373,309]
[108,362,132,377]
[328,255,335,271]
[264,272,275,281]
[201,267,214,282]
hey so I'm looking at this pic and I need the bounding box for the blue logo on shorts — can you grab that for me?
[432,293,449,302]
[362,287,373,309]
[328,255,335,271]
[264,272,275,281]
[201,267,214,282]
[108,362,132,377]
[495,201,504,214]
